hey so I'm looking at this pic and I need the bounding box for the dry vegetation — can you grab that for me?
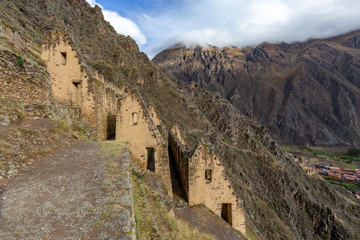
[131,163,213,240]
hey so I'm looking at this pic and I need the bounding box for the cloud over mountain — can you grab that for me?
[86,0,146,45]
[137,0,360,57]
[86,0,360,58]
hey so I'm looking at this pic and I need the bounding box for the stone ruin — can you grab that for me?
[40,31,246,236]
[168,125,246,234]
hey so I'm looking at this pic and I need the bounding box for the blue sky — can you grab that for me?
[86,0,360,58]
[91,0,182,17]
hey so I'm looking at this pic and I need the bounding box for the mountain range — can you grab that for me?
[153,31,360,147]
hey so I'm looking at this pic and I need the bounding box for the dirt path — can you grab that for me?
[0,141,135,240]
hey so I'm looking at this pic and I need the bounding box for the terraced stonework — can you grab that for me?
[0,141,135,239]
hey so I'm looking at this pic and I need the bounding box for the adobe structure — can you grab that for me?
[41,31,172,195]
[169,125,246,235]
[41,31,122,140]
[116,90,172,195]
[41,30,246,235]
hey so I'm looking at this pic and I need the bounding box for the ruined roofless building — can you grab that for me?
[41,31,172,194]
[41,30,246,236]
[169,125,246,234]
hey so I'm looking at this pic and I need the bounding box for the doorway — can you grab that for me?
[221,203,232,226]
[146,147,155,172]
[106,113,116,140]
[71,80,81,106]
[168,142,187,201]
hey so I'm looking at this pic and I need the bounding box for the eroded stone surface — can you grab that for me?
[0,142,135,239]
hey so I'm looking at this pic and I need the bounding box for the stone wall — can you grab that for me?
[0,49,52,104]
[41,31,121,140]
[171,124,187,146]
[116,91,172,196]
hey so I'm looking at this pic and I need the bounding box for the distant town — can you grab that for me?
[314,165,360,182]
[313,165,360,201]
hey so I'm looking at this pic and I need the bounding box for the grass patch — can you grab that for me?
[132,168,146,179]
[53,118,71,133]
[327,179,360,193]
[246,225,261,240]
[298,146,326,157]
[338,155,360,164]
[299,146,312,153]
[0,145,12,156]
[311,147,326,155]
[0,162,9,170]
[0,98,26,123]
[96,141,128,226]
[52,117,90,141]
[133,180,158,239]
[132,164,213,240]
[41,148,53,154]
[101,198,123,221]
[164,213,213,240]
[281,146,290,152]
[18,128,40,135]
[100,141,126,158]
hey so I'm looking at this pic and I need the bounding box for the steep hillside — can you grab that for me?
[186,85,360,239]
[153,32,360,147]
[1,0,360,239]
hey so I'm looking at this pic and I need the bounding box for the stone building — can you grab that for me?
[41,31,121,140]
[116,91,172,195]
[41,30,244,234]
[41,31,173,195]
[169,126,246,235]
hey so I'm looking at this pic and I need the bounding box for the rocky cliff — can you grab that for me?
[153,32,360,147]
[1,0,360,239]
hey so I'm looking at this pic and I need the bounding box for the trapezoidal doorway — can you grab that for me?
[221,203,232,226]
[106,113,116,140]
[146,147,155,172]
[71,80,82,106]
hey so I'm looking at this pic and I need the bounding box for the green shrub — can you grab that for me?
[299,146,312,153]
[347,148,360,157]
[16,56,24,67]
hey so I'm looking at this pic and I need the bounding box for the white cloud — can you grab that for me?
[86,0,96,6]
[85,0,146,45]
[137,0,360,58]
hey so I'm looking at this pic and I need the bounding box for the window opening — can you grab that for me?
[60,52,67,65]
[132,112,138,125]
[205,169,212,183]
